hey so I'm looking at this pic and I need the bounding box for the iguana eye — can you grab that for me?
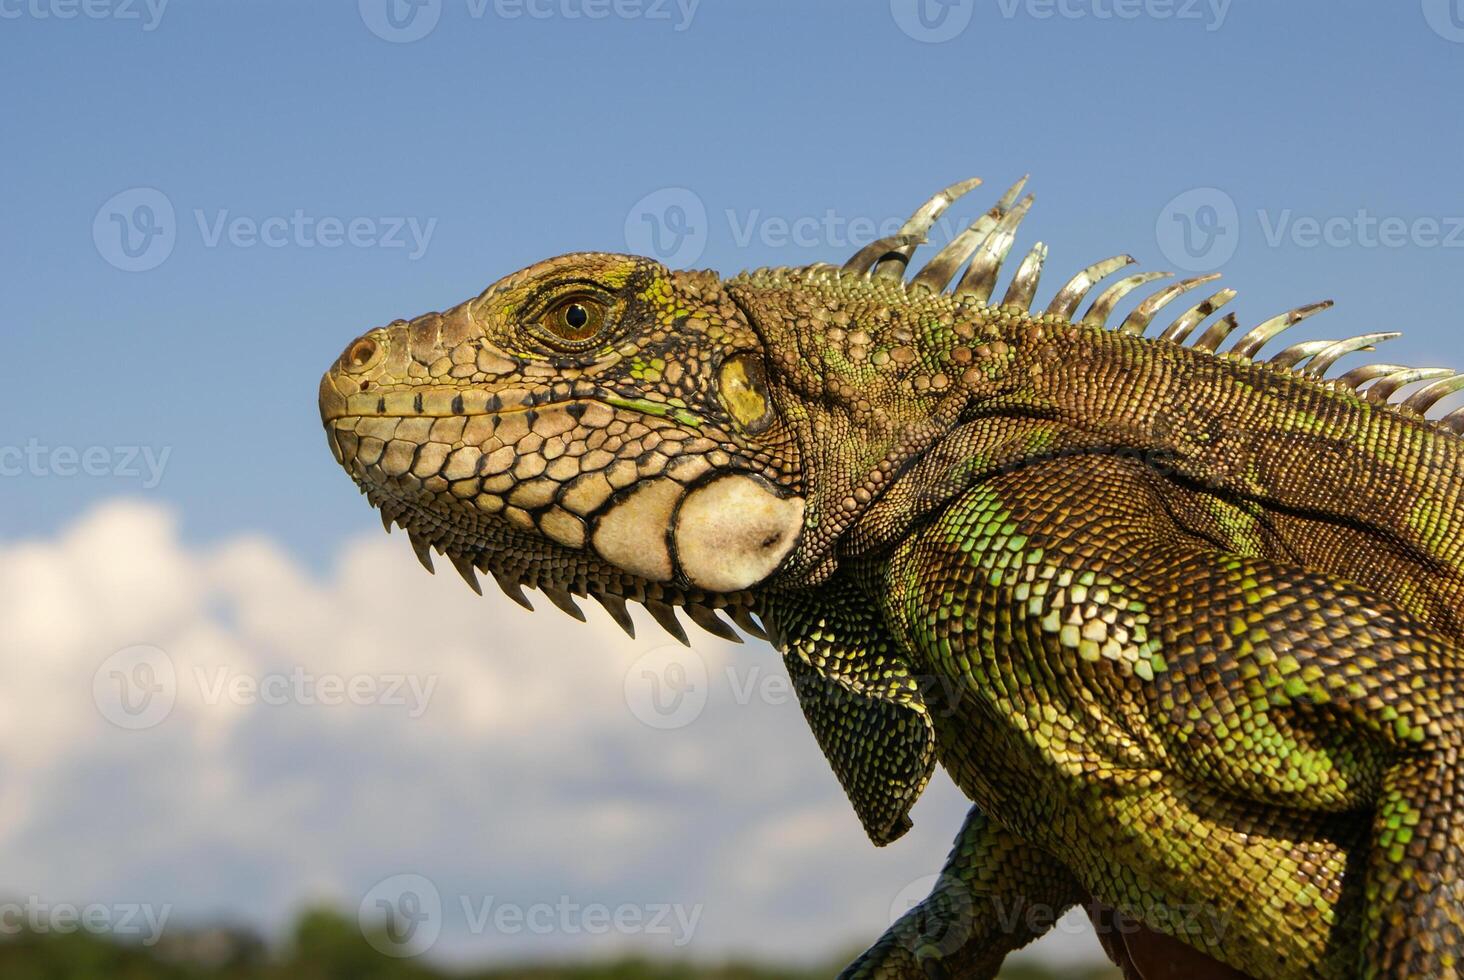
[539,295,607,347]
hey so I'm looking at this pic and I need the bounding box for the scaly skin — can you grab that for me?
[319,177,1464,979]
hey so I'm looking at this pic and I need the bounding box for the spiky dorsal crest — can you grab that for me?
[818,177,1464,434]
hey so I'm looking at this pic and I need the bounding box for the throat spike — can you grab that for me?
[645,600,690,646]
[448,552,482,595]
[543,587,587,622]
[728,606,769,641]
[686,604,743,643]
[490,570,534,611]
[592,593,636,638]
[407,530,435,574]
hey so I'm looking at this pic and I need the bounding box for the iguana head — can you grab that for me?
[319,251,812,641]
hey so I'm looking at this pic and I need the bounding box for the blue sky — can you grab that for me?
[3,0,1464,968]
[4,0,1464,563]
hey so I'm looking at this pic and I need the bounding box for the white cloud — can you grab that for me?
[0,499,1108,968]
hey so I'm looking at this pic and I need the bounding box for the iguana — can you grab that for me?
[318,176,1464,979]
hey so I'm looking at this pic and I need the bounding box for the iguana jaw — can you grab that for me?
[320,372,796,641]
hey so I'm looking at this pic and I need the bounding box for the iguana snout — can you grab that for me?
[319,251,804,640]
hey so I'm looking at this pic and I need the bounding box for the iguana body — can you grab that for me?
[319,177,1464,979]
